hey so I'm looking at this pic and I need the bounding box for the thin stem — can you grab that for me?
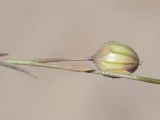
[5,60,64,69]
[31,57,93,63]
[4,59,160,84]
[0,61,36,78]
[93,71,160,84]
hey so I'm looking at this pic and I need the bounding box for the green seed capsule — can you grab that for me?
[93,41,140,73]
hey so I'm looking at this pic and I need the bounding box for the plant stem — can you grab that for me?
[94,71,160,84]
[0,61,36,78]
[4,59,160,84]
[31,57,93,63]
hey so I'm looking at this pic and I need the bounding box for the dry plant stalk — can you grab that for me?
[0,41,160,84]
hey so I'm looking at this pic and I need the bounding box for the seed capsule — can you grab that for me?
[93,41,140,73]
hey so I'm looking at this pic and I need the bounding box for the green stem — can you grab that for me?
[32,57,92,63]
[4,59,160,84]
[0,60,36,78]
[5,60,64,69]
[94,71,160,84]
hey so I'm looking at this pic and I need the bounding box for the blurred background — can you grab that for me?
[0,0,160,120]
